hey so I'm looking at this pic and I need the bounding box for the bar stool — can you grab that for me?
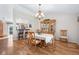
[18,29,24,40]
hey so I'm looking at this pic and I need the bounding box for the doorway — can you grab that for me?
[7,23,13,47]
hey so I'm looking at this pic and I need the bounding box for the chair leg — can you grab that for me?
[53,39,56,51]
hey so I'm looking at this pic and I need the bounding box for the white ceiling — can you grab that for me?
[17,4,79,14]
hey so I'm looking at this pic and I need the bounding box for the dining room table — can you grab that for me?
[35,33,54,44]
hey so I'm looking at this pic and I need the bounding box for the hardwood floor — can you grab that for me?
[0,39,79,55]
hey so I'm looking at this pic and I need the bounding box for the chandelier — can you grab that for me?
[35,4,45,20]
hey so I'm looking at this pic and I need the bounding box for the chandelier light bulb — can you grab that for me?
[35,4,45,20]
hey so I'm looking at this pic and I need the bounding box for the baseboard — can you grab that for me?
[67,42,78,48]
[56,39,79,48]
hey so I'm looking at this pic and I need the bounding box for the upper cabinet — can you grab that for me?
[40,19,56,35]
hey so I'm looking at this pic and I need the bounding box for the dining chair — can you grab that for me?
[28,32,41,46]
[60,30,68,42]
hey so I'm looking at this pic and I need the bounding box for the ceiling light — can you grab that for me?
[35,4,45,20]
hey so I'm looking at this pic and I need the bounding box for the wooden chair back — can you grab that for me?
[28,32,36,46]
[60,30,67,36]
[28,32,42,46]
[28,32,35,39]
